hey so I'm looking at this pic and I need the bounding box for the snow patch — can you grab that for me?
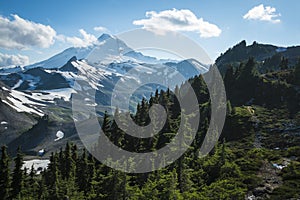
[54,130,64,141]
[272,163,286,170]
[2,99,44,117]
[38,149,45,156]
[276,47,287,53]
[2,87,9,91]
[31,88,76,102]
[22,159,50,174]
[1,89,46,116]
[11,79,23,90]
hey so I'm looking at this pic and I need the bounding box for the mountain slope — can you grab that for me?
[216,40,300,74]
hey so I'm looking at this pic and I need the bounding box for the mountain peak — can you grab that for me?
[97,33,115,42]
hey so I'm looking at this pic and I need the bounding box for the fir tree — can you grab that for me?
[46,152,60,199]
[280,56,289,70]
[294,58,300,85]
[11,147,24,199]
[0,146,10,200]
[76,149,89,194]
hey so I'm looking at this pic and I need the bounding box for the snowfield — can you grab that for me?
[22,159,50,174]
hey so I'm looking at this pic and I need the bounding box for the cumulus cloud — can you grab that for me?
[0,53,29,67]
[133,9,221,38]
[57,29,98,48]
[94,26,108,32]
[243,4,281,23]
[0,14,56,50]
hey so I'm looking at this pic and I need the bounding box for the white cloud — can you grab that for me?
[0,53,29,67]
[0,15,56,50]
[133,9,221,38]
[243,4,281,23]
[94,26,108,32]
[58,29,98,48]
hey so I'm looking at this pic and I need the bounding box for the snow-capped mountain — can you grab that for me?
[0,33,208,117]
[23,34,162,70]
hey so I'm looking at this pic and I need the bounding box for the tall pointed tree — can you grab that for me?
[11,147,24,199]
[294,58,300,85]
[45,152,60,199]
[0,146,11,200]
[76,149,89,194]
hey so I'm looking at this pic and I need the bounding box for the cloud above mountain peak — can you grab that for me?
[57,29,98,48]
[133,9,221,38]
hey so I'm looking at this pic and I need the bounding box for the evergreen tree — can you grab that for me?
[76,149,90,194]
[0,146,10,200]
[97,111,111,156]
[224,65,235,99]
[46,152,60,199]
[62,142,78,198]
[64,142,75,180]
[11,147,24,199]
[294,58,300,85]
[110,107,124,147]
[27,164,39,199]
[280,56,289,70]
[158,169,181,199]
[38,175,49,200]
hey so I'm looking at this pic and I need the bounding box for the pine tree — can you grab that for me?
[294,58,300,85]
[280,56,289,70]
[0,146,10,200]
[97,111,111,156]
[28,164,39,199]
[38,175,49,200]
[11,147,24,199]
[46,152,60,199]
[76,149,89,194]
[71,144,78,163]
[98,166,127,200]
[102,111,111,133]
[58,148,65,177]
[224,65,235,99]
[62,143,78,198]
[110,107,125,147]
[158,169,181,199]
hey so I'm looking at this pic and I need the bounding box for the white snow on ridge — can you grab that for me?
[2,86,75,116]
[2,90,45,116]
[2,89,46,117]
[10,90,46,107]
[191,60,209,72]
[71,60,106,89]
[31,88,76,102]
[25,46,93,70]
[2,98,44,117]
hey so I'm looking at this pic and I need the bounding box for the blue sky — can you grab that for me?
[0,0,299,66]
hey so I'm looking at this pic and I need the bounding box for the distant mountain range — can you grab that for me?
[0,34,208,115]
[0,36,299,156]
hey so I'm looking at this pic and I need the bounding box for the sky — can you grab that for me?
[0,0,300,67]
